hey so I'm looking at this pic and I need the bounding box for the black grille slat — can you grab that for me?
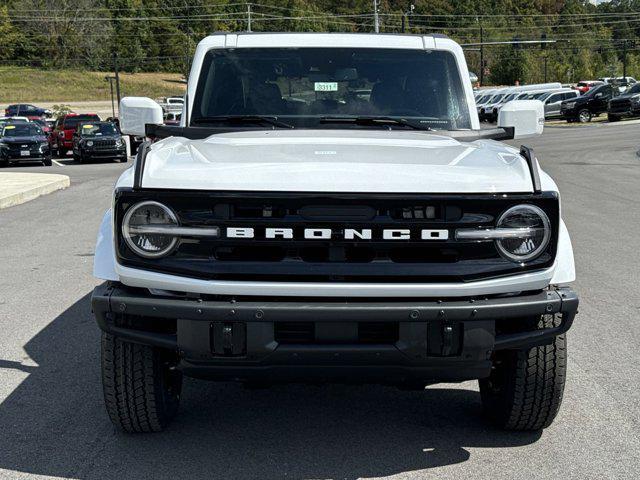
[274,322,315,343]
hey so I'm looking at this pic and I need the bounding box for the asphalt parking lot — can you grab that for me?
[0,123,639,479]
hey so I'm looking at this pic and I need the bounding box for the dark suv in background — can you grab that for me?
[607,83,640,121]
[50,113,100,157]
[561,84,617,122]
[72,121,127,163]
[0,122,52,167]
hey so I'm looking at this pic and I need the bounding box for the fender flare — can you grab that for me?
[551,219,576,285]
[93,209,118,281]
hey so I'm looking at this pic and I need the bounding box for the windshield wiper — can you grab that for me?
[319,116,432,131]
[191,115,294,129]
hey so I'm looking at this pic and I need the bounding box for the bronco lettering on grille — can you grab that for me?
[226,227,449,240]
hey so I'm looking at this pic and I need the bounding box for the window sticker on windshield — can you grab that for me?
[314,82,338,92]
[83,124,94,129]
[4,125,15,129]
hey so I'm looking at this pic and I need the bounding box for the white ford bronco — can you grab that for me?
[92,33,578,433]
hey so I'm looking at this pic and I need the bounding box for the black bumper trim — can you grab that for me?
[92,283,578,352]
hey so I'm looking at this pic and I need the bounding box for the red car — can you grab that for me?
[575,80,604,95]
[50,113,100,156]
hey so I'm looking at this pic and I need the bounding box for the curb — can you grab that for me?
[0,173,70,209]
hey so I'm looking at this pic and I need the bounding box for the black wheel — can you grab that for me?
[608,114,620,122]
[578,109,592,123]
[479,314,566,431]
[77,152,85,164]
[0,160,8,168]
[43,156,52,166]
[101,333,182,433]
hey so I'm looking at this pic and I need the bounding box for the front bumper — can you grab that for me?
[1,150,49,162]
[92,283,578,384]
[82,148,127,160]
[608,104,640,117]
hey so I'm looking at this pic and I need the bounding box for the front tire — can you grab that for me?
[479,314,566,431]
[578,109,592,123]
[43,156,52,166]
[101,333,182,433]
[608,114,620,122]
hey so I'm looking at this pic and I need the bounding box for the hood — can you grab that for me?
[610,92,640,101]
[139,130,535,194]
[1,135,47,143]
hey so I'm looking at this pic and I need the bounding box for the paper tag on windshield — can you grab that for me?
[314,82,338,92]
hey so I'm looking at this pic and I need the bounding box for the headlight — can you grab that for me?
[86,140,94,147]
[115,138,124,147]
[39,142,49,152]
[122,201,179,258]
[495,204,551,262]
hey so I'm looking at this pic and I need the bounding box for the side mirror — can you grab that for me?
[119,97,163,137]
[498,100,544,139]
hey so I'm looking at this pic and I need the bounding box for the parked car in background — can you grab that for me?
[575,80,604,95]
[157,96,184,114]
[31,118,53,135]
[0,122,52,167]
[72,121,127,163]
[0,116,29,124]
[539,89,580,119]
[4,104,52,119]
[599,77,637,93]
[50,113,101,157]
[164,112,182,125]
[561,84,617,122]
[607,82,640,121]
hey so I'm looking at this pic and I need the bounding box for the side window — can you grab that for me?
[547,94,560,103]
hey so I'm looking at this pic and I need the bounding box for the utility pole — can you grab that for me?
[373,0,379,33]
[623,40,628,78]
[544,56,548,83]
[479,25,484,86]
[112,52,121,107]
[247,3,252,32]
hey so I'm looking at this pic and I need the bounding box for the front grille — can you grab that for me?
[609,100,632,113]
[115,190,560,283]
[92,139,117,149]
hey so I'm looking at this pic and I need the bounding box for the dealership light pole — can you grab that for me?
[105,76,116,118]
[112,53,121,107]
[247,3,252,32]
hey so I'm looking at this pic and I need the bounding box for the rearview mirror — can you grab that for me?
[119,97,163,137]
[497,100,544,139]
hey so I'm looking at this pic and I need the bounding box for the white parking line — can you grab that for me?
[52,160,65,167]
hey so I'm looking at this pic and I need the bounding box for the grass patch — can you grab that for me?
[0,67,186,103]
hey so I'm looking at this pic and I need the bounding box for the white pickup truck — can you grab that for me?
[92,33,578,433]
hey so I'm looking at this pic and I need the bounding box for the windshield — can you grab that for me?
[2,124,43,137]
[488,94,505,104]
[584,85,606,97]
[626,83,640,94]
[192,48,471,130]
[80,123,118,136]
[63,115,100,129]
